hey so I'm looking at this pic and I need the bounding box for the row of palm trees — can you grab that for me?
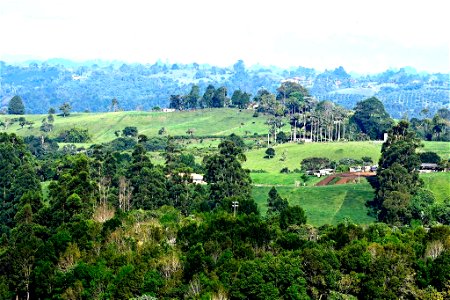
[266,98,361,144]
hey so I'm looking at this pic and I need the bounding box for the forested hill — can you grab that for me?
[0,59,448,118]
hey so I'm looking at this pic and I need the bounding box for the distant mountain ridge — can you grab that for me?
[0,59,448,118]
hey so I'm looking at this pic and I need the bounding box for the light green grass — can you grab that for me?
[244,142,382,173]
[421,172,450,203]
[253,180,375,226]
[3,109,270,144]
[420,141,450,160]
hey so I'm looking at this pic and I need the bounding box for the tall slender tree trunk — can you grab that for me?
[294,119,297,142]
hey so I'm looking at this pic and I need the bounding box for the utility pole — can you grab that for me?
[232,201,239,217]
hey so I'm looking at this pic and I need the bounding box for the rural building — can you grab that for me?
[162,108,176,112]
[349,166,362,173]
[419,163,439,173]
[314,168,334,177]
[191,173,206,185]
[350,165,378,173]
[166,173,207,184]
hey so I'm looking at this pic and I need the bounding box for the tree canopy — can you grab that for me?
[350,97,394,140]
[8,95,25,115]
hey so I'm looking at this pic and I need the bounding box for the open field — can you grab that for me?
[253,180,376,226]
[421,172,450,203]
[420,141,450,160]
[244,141,382,173]
[252,171,448,226]
[250,172,323,186]
[2,109,271,144]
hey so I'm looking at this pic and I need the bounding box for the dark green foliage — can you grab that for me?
[185,85,200,109]
[203,140,252,204]
[223,133,246,149]
[169,94,183,110]
[24,135,59,158]
[373,121,422,224]
[409,189,436,224]
[276,131,289,143]
[128,145,168,210]
[56,128,91,143]
[265,147,275,158]
[267,187,288,215]
[419,151,441,164]
[230,255,308,299]
[171,153,203,173]
[47,154,95,227]
[231,89,251,109]
[301,157,333,172]
[104,137,137,151]
[211,86,228,108]
[59,102,72,117]
[280,205,307,229]
[432,200,450,225]
[200,84,215,108]
[350,97,394,140]
[276,81,310,102]
[122,126,138,137]
[0,133,41,232]
[8,95,25,114]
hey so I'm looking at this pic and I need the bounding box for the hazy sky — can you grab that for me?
[1,0,449,73]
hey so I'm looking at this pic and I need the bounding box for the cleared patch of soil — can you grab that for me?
[316,172,376,186]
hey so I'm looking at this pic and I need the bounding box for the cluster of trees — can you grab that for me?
[169,85,252,110]
[370,121,450,225]
[410,108,450,141]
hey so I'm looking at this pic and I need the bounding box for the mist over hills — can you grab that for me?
[0,59,448,118]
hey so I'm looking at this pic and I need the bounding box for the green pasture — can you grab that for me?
[2,109,270,144]
[244,141,382,173]
[421,172,450,203]
[420,141,450,160]
[253,180,376,226]
[250,172,323,186]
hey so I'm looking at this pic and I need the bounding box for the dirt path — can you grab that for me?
[315,172,376,186]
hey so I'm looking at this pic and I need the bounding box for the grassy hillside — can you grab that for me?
[2,109,271,144]
[253,180,376,226]
[421,172,450,203]
[420,141,450,160]
[244,142,382,173]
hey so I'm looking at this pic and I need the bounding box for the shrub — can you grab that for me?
[280,167,290,173]
[265,147,275,159]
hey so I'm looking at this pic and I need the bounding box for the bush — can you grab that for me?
[276,131,289,143]
[250,169,267,173]
[280,167,290,173]
[104,137,137,151]
[265,147,275,159]
[419,151,441,164]
[122,126,138,137]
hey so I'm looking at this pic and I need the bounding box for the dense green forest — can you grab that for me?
[1,60,448,118]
